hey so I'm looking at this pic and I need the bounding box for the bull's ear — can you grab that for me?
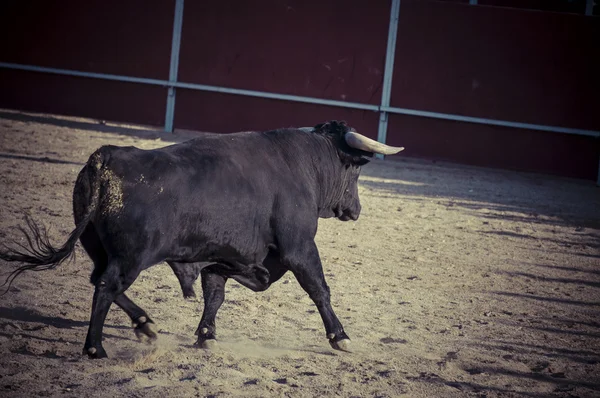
[345,156,370,168]
[354,157,370,166]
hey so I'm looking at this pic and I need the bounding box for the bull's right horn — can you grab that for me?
[345,132,404,155]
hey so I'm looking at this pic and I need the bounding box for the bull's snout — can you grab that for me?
[338,203,360,221]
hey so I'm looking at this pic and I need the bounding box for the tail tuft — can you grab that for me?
[1,148,104,296]
[0,214,79,296]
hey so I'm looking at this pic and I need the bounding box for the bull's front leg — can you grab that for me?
[194,268,227,349]
[282,240,351,352]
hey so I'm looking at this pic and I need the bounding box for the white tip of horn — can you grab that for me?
[344,132,404,155]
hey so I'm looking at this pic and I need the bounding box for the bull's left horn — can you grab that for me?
[344,132,404,155]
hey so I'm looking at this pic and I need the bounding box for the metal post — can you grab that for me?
[376,0,401,159]
[586,0,594,16]
[597,151,600,186]
[164,0,184,133]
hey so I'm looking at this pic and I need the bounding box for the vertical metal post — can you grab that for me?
[588,1,597,184]
[597,153,600,186]
[164,0,185,133]
[376,0,401,159]
[596,138,600,186]
[586,0,594,16]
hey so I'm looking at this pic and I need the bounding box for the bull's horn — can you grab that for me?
[345,132,404,155]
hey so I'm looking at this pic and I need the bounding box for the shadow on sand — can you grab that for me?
[0,109,214,144]
[359,157,600,233]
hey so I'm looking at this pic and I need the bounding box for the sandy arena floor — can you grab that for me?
[0,110,599,397]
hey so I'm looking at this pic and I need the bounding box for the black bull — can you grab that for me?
[0,120,403,358]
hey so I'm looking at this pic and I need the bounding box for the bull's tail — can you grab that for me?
[0,149,103,295]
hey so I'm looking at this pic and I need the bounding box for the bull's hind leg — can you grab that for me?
[195,267,226,349]
[84,260,140,358]
[281,240,351,352]
[114,294,157,343]
[78,225,156,347]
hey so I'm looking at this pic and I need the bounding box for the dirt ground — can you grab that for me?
[0,109,598,398]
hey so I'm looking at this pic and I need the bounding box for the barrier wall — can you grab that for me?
[388,0,600,179]
[0,0,173,125]
[0,0,598,179]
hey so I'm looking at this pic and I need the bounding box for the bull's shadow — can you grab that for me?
[0,306,137,355]
[0,306,130,332]
[0,306,87,329]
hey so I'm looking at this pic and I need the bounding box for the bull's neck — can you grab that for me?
[308,137,348,214]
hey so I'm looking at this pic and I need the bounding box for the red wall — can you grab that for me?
[0,69,167,127]
[0,0,173,126]
[175,90,380,139]
[386,115,599,180]
[0,0,173,78]
[478,0,587,14]
[178,0,389,104]
[0,0,598,180]
[175,0,389,136]
[392,1,599,130]
[387,0,600,179]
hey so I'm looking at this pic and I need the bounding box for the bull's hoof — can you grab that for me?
[330,338,352,352]
[195,326,217,349]
[195,338,217,350]
[83,346,108,359]
[133,317,158,343]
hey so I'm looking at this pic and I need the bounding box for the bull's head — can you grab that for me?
[309,120,404,221]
